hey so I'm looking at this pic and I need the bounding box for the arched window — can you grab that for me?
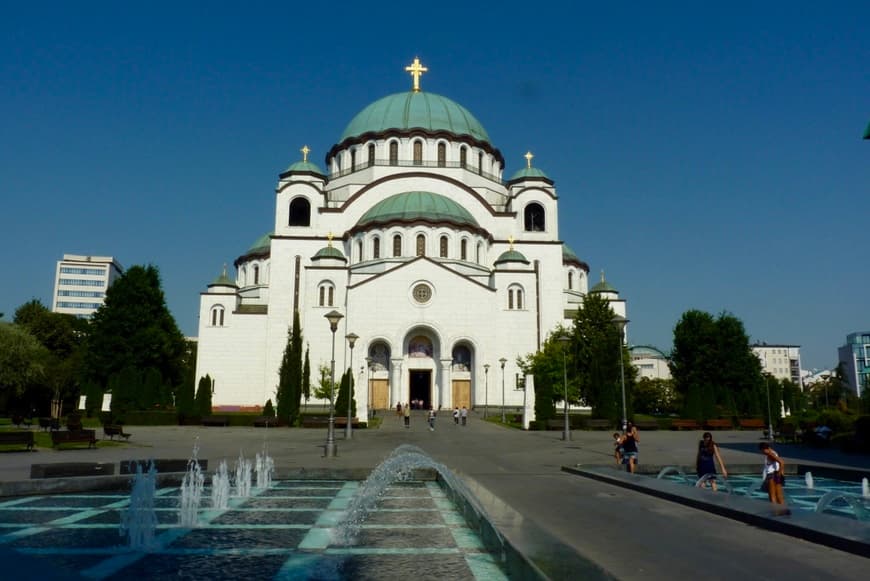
[439,235,448,258]
[393,234,402,257]
[318,282,335,307]
[240,266,246,286]
[350,149,356,171]
[568,271,574,290]
[508,284,524,310]
[289,198,311,226]
[437,143,446,167]
[357,240,363,262]
[413,141,423,165]
[373,237,380,259]
[368,144,376,167]
[210,306,225,327]
[524,203,545,232]
[476,242,482,263]
[459,146,467,168]
[452,344,472,371]
[389,142,398,165]
[478,152,484,175]
[416,234,426,256]
[253,265,260,285]
[460,239,468,260]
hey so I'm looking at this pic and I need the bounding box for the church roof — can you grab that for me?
[508,166,551,182]
[284,160,325,175]
[313,246,347,261]
[589,271,618,294]
[494,249,530,265]
[340,91,490,143]
[247,233,272,254]
[209,271,236,287]
[357,191,480,229]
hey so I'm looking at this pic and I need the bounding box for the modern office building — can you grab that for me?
[195,59,627,415]
[751,343,802,387]
[837,332,870,397]
[52,254,123,318]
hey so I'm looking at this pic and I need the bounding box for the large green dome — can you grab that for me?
[357,192,479,229]
[340,92,490,143]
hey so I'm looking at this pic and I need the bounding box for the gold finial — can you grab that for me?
[524,151,534,169]
[508,236,515,250]
[301,145,310,162]
[222,263,228,277]
[405,57,428,92]
[327,232,334,247]
[600,269,606,282]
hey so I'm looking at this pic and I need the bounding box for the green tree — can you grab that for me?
[633,378,679,415]
[671,310,718,420]
[84,265,186,396]
[335,368,357,419]
[195,375,213,416]
[574,294,634,423]
[518,328,571,423]
[175,340,197,419]
[0,323,49,406]
[302,346,311,409]
[314,364,333,401]
[276,311,304,424]
[263,399,275,418]
[716,314,764,417]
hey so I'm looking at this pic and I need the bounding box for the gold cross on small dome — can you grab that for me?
[524,151,534,169]
[300,145,310,162]
[327,232,334,247]
[405,57,428,92]
[508,236,515,250]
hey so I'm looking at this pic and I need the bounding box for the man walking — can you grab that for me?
[404,404,410,428]
[460,406,468,426]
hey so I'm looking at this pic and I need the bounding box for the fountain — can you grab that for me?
[211,459,231,510]
[863,477,869,498]
[254,447,274,490]
[179,440,205,527]
[805,471,814,489]
[119,461,158,550]
[656,466,692,484]
[234,450,252,497]
[815,490,870,521]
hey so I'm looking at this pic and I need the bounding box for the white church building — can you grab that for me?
[195,59,625,420]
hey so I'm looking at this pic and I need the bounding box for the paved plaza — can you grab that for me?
[2,412,869,579]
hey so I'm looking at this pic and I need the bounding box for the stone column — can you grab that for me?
[390,358,404,408]
[440,358,453,410]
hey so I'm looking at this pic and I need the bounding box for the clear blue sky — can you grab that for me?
[2,2,867,371]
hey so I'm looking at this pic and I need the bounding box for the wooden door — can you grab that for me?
[452,379,471,410]
[371,379,389,410]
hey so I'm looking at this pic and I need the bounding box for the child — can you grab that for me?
[759,442,786,505]
[613,432,624,465]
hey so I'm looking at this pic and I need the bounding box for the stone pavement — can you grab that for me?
[2,412,869,580]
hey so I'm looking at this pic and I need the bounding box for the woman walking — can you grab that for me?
[696,432,727,490]
[759,442,786,506]
[621,422,639,473]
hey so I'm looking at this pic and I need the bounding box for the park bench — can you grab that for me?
[0,431,35,451]
[670,419,702,430]
[103,424,131,440]
[51,429,97,449]
[633,420,659,431]
[775,424,801,444]
[704,419,733,430]
[253,416,280,427]
[738,418,766,430]
[38,417,60,431]
[584,419,612,430]
[66,418,83,431]
[201,416,230,427]
[11,414,32,428]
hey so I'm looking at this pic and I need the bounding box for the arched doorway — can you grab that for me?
[367,341,390,410]
[404,329,441,409]
[451,342,474,410]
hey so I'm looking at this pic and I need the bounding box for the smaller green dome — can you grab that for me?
[589,270,618,294]
[209,268,236,288]
[313,246,347,261]
[494,249,529,265]
[247,233,272,254]
[509,166,550,182]
[562,245,579,263]
[357,192,479,229]
[284,160,325,175]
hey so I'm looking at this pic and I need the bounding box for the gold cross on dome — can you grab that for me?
[327,232,334,247]
[524,151,534,168]
[405,57,428,92]
[508,236,515,250]
[301,145,310,162]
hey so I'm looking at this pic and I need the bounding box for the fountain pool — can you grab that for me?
[0,479,509,580]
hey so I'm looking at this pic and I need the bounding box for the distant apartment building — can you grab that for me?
[628,345,672,381]
[837,332,870,397]
[751,343,802,387]
[52,254,123,318]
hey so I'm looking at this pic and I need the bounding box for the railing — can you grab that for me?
[328,158,504,185]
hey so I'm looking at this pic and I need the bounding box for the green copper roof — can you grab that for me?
[590,279,617,293]
[313,246,346,260]
[864,120,870,139]
[247,233,272,254]
[509,166,550,181]
[284,160,324,175]
[358,192,479,228]
[562,245,580,263]
[340,91,490,143]
[209,270,236,287]
[494,249,529,265]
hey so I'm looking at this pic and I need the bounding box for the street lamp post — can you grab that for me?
[557,334,571,441]
[483,364,490,419]
[323,310,343,458]
[499,358,507,423]
[765,376,774,442]
[365,356,372,419]
[612,315,629,433]
[345,332,358,440]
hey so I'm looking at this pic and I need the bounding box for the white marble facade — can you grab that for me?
[195,62,624,419]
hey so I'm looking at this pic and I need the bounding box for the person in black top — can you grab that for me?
[622,421,639,473]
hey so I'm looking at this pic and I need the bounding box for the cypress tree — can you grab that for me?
[276,311,304,424]
[195,374,213,416]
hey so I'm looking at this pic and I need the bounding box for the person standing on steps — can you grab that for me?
[404,404,410,428]
[428,407,436,431]
[453,407,460,425]
[460,406,468,426]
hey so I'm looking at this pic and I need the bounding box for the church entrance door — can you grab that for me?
[452,380,471,410]
[409,370,432,409]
